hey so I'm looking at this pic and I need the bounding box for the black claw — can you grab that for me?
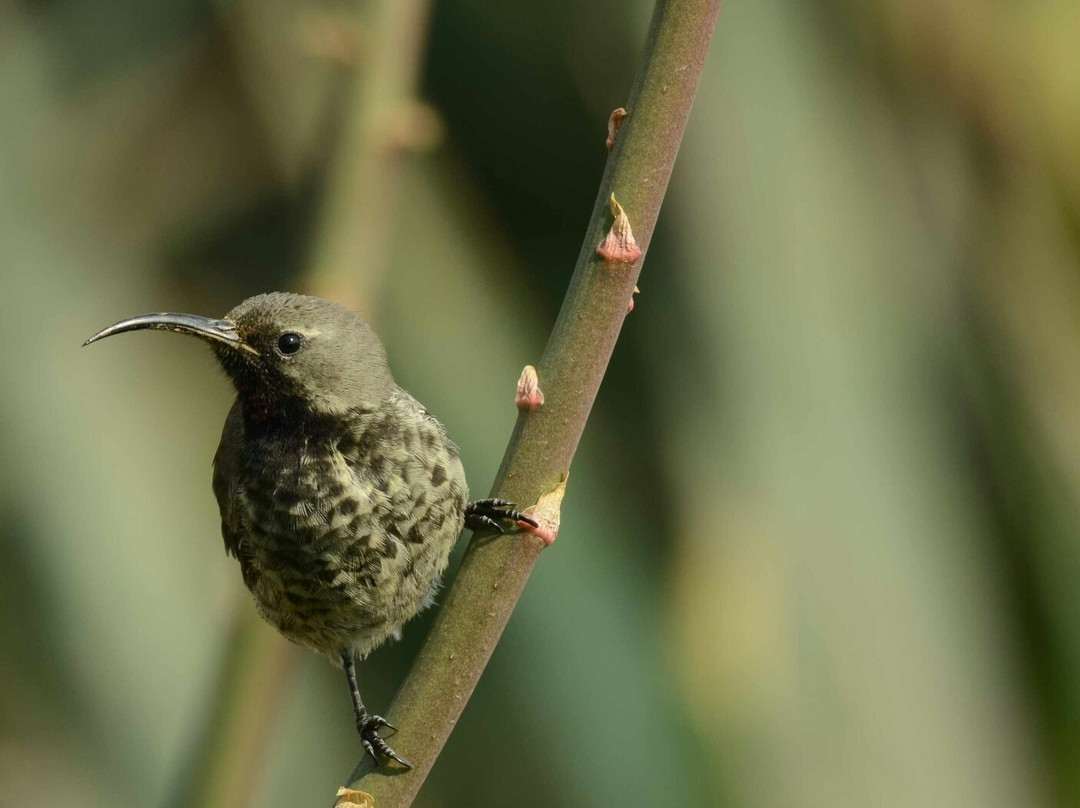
[342,651,410,769]
[474,497,514,509]
[383,745,413,769]
[362,737,379,765]
[465,498,536,533]
[496,507,536,527]
[358,715,412,769]
[368,714,396,733]
[478,515,504,533]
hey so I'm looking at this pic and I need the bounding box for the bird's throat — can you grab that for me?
[236,383,278,424]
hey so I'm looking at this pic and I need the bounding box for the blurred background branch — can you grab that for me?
[167,611,295,808]
[302,0,439,307]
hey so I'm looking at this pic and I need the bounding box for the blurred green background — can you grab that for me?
[2,0,1079,806]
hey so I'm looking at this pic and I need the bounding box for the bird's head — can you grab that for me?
[84,292,395,419]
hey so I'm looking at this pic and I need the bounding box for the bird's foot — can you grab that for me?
[465,498,538,533]
[357,713,412,769]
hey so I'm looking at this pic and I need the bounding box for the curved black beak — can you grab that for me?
[83,312,257,355]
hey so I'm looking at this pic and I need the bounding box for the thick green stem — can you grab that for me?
[340,1,722,804]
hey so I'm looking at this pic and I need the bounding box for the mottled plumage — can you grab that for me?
[212,389,467,660]
[84,292,533,768]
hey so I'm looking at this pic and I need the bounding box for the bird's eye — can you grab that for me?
[277,332,303,355]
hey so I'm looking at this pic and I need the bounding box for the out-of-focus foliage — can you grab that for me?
[1,0,1077,806]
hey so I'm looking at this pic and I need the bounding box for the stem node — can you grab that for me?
[515,365,545,411]
[606,107,628,150]
[596,194,643,265]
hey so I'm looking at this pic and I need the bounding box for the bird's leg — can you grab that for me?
[464,498,538,534]
[339,649,412,769]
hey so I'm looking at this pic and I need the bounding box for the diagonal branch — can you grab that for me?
[337,1,722,804]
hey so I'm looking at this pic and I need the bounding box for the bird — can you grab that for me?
[84,292,535,768]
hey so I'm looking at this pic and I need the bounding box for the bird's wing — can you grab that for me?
[212,399,245,559]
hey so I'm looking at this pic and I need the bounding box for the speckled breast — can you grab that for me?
[230,403,468,658]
